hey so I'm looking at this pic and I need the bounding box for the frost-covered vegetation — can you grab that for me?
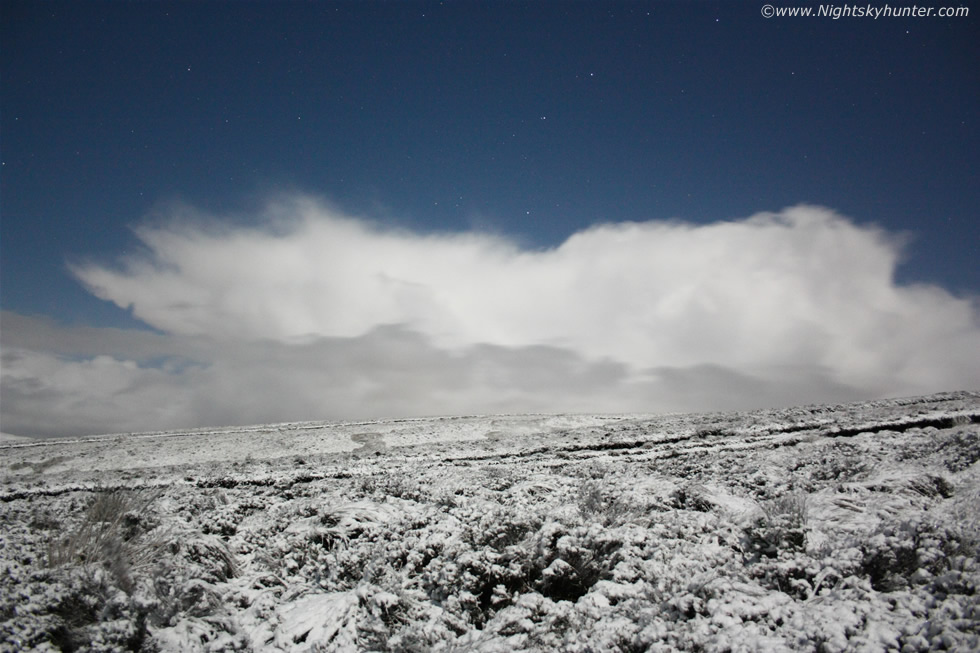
[2,392,978,651]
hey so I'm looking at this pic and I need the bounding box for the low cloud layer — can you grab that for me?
[3,199,978,437]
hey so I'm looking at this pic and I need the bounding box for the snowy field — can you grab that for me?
[1,391,978,651]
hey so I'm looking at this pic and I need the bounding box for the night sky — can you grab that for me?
[2,1,978,437]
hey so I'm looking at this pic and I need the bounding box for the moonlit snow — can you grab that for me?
[1,392,978,651]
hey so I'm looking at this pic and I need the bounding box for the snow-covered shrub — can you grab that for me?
[806,444,869,482]
[130,528,243,648]
[746,550,823,600]
[896,427,980,472]
[529,521,624,603]
[577,480,643,527]
[358,473,427,502]
[271,583,448,652]
[8,488,245,652]
[483,465,522,492]
[459,503,543,551]
[858,517,978,592]
[573,460,613,480]
[24,567,149,652]
[744,492,808,560]
[670,483,715,512]
[475,592,578,650]
[937,428,980,472]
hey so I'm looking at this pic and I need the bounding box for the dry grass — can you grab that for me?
[47,487,162,593]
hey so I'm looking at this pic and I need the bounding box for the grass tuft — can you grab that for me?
[48,488,162,594]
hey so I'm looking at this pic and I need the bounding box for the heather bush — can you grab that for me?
[743,492,808,560]
[577,480,644,527]
[858,517,978,592]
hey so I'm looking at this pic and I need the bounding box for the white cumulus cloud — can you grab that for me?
[2,198,977,437]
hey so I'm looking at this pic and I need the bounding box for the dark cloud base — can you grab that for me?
[3,315,873,438]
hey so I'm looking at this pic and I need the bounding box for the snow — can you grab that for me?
[0,432,37,445]
[1,391,978,651]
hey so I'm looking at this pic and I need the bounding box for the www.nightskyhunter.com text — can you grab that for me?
[761,4,969,18]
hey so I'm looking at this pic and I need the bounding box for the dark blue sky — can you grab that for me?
[2,0,978,329]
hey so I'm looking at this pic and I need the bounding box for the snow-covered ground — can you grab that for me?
[1,392,978,651]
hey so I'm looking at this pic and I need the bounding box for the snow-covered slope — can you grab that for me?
[1,392,978,651]
[0,432,37,445]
